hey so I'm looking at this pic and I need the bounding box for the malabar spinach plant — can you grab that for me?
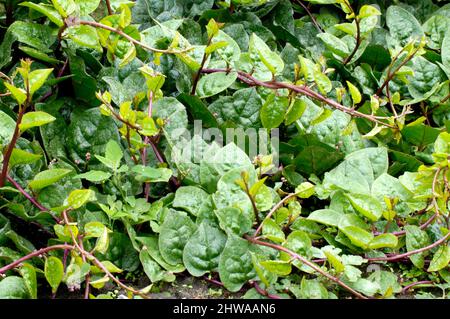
[0,0,450,299]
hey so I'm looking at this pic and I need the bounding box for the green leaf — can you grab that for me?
[443,30,450,70]
[9,21,57,52]
[262,219,285,243]
[249,33,284,75]
[173,186,209,216]
[260,260,292,276]
[307,209,342,227]
[74,170,111,183]
[386,6,424,45]
[183,221,227,277]
[285,98,307,126]
[20,2,64,27]
[317,33,349,57]
[105,140,123,170]
[207,88,263,129]
[196,71,238,98]
[369,234,398,249]
[428,245,450,272]
[0,277,30,299]
[295,182,315,199]
[159,210,197,265]
[9,149,42,168]
[66,189,96,209]
[139,249,175,283]
[28,168,72,191]
[345,193,383,222]
[405,225,430,269]
[215,207,253,236]
[402,123,440,147]
[283,230,312,257]
[132,166,173,183]
[75,0,101,16]
[19,263,37,299]
[0,111,16,146]
[67,25,101,50]
[340,226,374,249]
[346,81,362,105]
[29,69,54,96]
[44,257,64,294]
[260,94,289,129]
[218,234,255,292]
[4,83,27,105]
[19,111,56,132]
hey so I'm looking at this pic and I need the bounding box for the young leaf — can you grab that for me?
[44,257,64,294]
[28,168,72,191]
[428,246,450,272]
[29,69,53,96]
[19,111,56,132]
[66,189,96,209]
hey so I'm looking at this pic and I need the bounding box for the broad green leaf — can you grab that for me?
[307,209,343,227]
[249,33,284,75]
[369,234,398,249]
[0,111,16,146]
[20,2,64,27]
[183,221,227,276]
[44,257,64,294]
[284,230,312,257]
[196,72,238,98]
[260,260,292,276]
[74,170,111,183]
[132,166,173,183]
[75,0,101,16]
[428,246,450,272]
[67,25,101,50]
[4,83,27,105]
[386,6,424,45]
[262,219,285,243]
[340,226,374,249]
[9,149,42,168]
[139,249,175,283]
[346,81,362,105]
[218,234,255,292]
[19,263,37,299]
[405,225,430,268]
[215,207,253,236]
[0,277,30,299]
[260,94,289,129]
[28,168,72,191]
[66,189,96,209]
[159,210,197,265]
[443,30,450,69]
[208,88,262,129]
[345,193,383,222]
[295,182,315,199]
[29,69,54,96]
[173,186,209,216]
[104,140,123,170]
[285,98,307,126]
[19,111,56,132]
[317,33,349,57]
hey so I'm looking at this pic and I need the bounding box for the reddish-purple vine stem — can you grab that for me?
[0,244,74,275]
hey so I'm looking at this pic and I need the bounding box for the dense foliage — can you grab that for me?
[0,0,450,299]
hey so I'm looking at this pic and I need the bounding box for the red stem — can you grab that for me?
[0,244,73,275]
[0,109,24,187]
[252,281,282,299]
[246,235,368,299]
